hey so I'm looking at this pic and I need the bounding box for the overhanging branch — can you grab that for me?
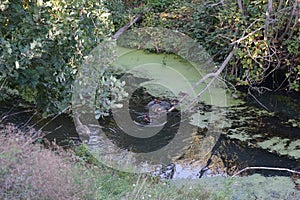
[168,46,236,112]
[112,14,143,39]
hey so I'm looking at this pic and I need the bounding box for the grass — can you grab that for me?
[0,124,227,200]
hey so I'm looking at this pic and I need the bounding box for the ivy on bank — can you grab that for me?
[126,0,300,91]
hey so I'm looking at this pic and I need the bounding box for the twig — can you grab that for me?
[264,0,273,41]
[232,166,300,177]
[1,109,34,121]
[187,46,236,108]
[36,106,70,132]
[209,0,224,7]
[278,0,298,42]
[247,89,270,111]
[275,74,289,91]
[168,46,236,112]
[217,76,237,95]
[237,0,244,15]
[231,27,263,45]
[288,0,300,40]
[277,0,283,11]
[133,175,147,200]
[168,72,215,112]
[21,110,39,129]
[112,14,143,39]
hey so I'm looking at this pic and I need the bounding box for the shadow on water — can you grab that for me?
[247,91,300,118]
[212,135,300,177]
[98,87,181,153]
[0,101,78,147]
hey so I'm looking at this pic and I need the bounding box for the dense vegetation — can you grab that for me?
[1,0,299,114]
[0,1,299,198]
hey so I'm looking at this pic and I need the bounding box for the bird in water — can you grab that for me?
[143,99,171,123]
[145,99,171,111]
[74,113,90,143]
[145,99,160,110]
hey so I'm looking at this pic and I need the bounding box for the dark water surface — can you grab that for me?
[0,90,299,179]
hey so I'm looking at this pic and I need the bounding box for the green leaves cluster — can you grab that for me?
[104,0,129,30]
[95,75,128,119]
[215,0,299,90]
[72,39,128,119]
[146,0,175,12]
[0,0,114,115]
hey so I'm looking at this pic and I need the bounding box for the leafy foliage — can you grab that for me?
[104,0,129,30]
[95,74,128,119]
[71,39,129,119]
[136,0,300,91]
[146,0,175,12]
[0,0,114,115]
[0,0,299,117]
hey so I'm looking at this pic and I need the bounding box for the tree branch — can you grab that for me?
[232,166,300,177]
[230,27,263,45]
[187,46,236,108]
[238,0,244,15]
[112,14,143,39]
[278,0,298,42]
[168,46,236,112]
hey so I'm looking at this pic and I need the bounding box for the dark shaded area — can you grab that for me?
[0,101,78,147]
[260,69,289,91]
[98,87,181,153]
[246,91,300,119]
[215,135,300,177]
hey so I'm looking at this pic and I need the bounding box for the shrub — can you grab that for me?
[0,0,114,115]
[0,124,218,199]
[138,0,300,91]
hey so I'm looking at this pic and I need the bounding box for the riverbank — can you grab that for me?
[0,124,223,199]
[1,124,299,199]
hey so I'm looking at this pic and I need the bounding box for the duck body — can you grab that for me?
[143,99,171,124]
[145,99,171,112]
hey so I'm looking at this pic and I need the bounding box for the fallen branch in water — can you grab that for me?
[232,166,300,177]
[188,47,235,107]
[168,46,236,112]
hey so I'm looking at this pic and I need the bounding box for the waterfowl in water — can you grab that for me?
[74,113,90,143]
[146,99,171,112]
[145,99,160,109]
[141,99,171,125]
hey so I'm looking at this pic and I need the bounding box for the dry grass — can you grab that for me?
[0,124,97,200]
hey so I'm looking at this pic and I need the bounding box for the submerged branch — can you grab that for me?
[247,89,270,111]
[168,46,236,112]
[232,166,300,177]
[188,46,236,107]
